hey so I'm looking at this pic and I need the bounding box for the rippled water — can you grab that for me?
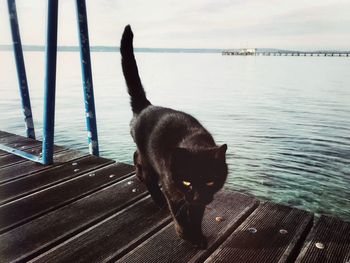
[1,52,349,221]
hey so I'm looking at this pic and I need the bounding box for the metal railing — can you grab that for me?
[0,0,99,164]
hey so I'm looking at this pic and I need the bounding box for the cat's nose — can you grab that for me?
[192,192,200,202]
[199,195,213,205]
[193,193,213,205]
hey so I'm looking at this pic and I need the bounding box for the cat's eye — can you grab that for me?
[182,181,191,187]
[206,181,214,186]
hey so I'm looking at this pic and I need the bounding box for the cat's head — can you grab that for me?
[170,144,228,205]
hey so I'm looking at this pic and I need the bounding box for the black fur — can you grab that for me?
[120,25,228,249]
[121,25,151,114]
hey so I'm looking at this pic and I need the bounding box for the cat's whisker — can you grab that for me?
[174,199,187,218]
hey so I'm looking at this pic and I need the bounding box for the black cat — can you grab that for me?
[120,25,228,249]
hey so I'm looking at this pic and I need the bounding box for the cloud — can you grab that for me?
[0,0,349,49]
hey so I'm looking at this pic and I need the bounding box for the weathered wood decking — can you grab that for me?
[0,130,349,263]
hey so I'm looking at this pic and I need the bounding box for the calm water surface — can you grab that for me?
[1,52,349,221]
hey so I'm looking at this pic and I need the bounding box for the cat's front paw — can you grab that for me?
[174,223,185,239]
[153,195,167,209]
[192,234,208,249]
[175,224,208,249]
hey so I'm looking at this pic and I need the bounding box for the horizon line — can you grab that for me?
[0,44,349,53]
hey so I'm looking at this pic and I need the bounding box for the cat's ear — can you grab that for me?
[215,144,227,160]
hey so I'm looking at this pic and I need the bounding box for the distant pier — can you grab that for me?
[222,49,350,57]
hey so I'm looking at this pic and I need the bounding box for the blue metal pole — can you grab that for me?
[75,0,99,156]
[42,0,59,165]
[7,0,35,139]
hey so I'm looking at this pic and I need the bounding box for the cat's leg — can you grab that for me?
[133,150,144,182]
[134,151,166,207]
[165,193,207,249]
[142,164,167,208]
[166,196,189,239]
[188,204,207,248]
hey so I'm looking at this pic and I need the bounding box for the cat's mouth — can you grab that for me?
[186,196,213,205]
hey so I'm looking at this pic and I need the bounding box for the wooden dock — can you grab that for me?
[0,130,349,263]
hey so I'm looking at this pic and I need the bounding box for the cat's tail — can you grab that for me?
[120,25,151,114]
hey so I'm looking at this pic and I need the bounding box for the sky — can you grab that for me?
[0,0,349,50]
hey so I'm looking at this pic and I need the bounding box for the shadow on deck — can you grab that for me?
[0,130,349,262]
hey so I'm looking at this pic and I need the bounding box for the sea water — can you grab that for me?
[1,51,349,220]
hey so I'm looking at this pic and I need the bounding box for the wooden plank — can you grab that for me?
[205,202,314,263]
[30,196,171,263]
[295,215,350,263]
[0,174,147,262]
[0,145,66,169]
[0,131,66,158]
[0,132,42,150]
[0,130,31,140]
[0,134,41,157]
[0,144,65,158]
[0,130,19,139]
[0,156,117,205]
[0,146,42,168]
[0,149,88,184]
[118,190,259,263]
[0,162,132,233]
[0,150,11,157]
